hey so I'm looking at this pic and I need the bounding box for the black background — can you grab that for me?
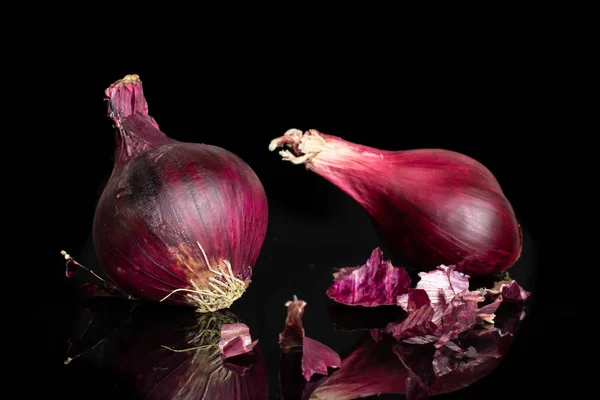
[28,29,572,398]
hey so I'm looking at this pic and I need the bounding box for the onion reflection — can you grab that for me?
[286,302,526,400]
[64,299,268,400]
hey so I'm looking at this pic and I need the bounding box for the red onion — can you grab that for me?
[92,75,268,312]
[270,129,522,276]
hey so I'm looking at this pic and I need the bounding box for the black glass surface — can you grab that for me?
[46,213,537,399]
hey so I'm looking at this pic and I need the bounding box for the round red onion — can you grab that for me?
[92,75,268,312]
[270,129,521,276]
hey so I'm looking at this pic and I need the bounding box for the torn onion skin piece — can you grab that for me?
[433,290,485,348]
[476,294,504,324]
[218,323,258,359]
[385,289,438,341]
[405,265,470,314]
[279,297,341,381]
[326,247,411,307]
[279,297,307,349]
[386,265,530,347]
[486,279,531,302]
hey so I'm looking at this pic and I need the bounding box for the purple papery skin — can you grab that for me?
[93,76,268,310]
[413,265,469,312]
[403,335,439,345]
[218,323,258,359]
[279,297,306,349]
[433,291,484,348]
[383,305,438,341]
[388,269,529,346]
[397,288,431,312]
[279,297,341,381]
[326,248,411,306]
[476,294,504,324]
[387,289,437,340]
[487,280,531,301]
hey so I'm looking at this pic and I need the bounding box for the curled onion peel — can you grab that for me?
[92,75,268,312]
[279,296,342,381]
[270,129,522,276]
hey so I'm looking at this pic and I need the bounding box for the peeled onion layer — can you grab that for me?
[270,129,522,276]
[93,75,268,312]
[326,247,411,307]
[382,265,529,348]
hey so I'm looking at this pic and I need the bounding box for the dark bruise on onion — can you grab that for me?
[91,75,268,312]
[269,129,522,276]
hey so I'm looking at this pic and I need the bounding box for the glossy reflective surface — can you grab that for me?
[57,221,536,399]
[63,300,268,399]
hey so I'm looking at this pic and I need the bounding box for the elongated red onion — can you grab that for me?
[270,129,522,276]
[92,75,268,312]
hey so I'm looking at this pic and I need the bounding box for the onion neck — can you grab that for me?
[105,74,171,166]
[270,129,393,208]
